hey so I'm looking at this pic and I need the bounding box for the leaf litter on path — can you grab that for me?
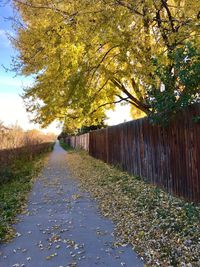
[66,151,200,267]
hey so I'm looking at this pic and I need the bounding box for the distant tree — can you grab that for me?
[58,119,106,138]
[77,120,107,135]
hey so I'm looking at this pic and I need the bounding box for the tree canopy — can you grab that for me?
[12,0,200,129]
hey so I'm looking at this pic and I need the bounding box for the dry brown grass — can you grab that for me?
[0,122,55,150]
[0,122,55,184]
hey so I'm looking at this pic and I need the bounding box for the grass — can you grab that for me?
[62,147,200,267]
[0,153,49,243]
[59,140,74,151]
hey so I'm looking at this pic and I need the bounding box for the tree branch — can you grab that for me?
[88,45,119,86]
[92,79,109,101]
[90,97,128,115]
[13,0,69,15]
[111,77,150,114]
[161,0,176,32]
[155,8,171,49]
[114,0,143,16]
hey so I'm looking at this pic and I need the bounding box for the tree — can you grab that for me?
[12,0,200,128]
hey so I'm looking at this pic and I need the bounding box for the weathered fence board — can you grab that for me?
[66,105,200,202]
[66,133,89,151]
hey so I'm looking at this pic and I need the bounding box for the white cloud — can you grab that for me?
[0,29,14,37]
[0,93,61,134]
[0,29,7,37]
[0,76,29,87]
[0,76,34,94]
[0,29,12,48]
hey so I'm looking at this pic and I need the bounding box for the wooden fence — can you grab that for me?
[66,105,200,203]
[66,133,89,151]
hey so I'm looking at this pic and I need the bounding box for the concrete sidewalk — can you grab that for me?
[0,142,143,267]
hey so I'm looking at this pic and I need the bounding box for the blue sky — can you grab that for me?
[0,2,131,133]
[0,1,26,94]
[0,2,61,133]
[0,2,31,92]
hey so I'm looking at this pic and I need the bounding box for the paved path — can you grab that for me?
[0,143,143,267]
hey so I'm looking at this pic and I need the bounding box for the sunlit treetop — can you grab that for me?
[12,0,200,129]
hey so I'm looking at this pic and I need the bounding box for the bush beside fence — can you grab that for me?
[66,105,200,203]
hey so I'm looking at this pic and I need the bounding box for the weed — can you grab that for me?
[0,154,47,242]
